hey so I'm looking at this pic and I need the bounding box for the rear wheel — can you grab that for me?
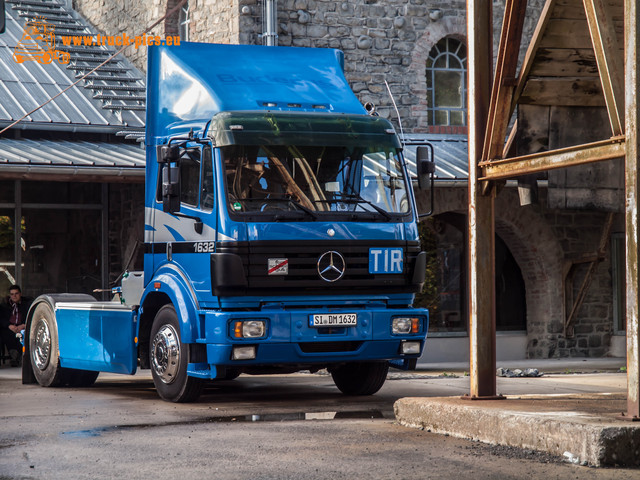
[150,305,204,402]
[330,361,389,396]
[29,303,65,387]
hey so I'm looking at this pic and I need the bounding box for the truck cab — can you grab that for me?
[23,43,433,402]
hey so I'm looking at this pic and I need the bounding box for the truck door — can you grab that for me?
[167,143,218,298]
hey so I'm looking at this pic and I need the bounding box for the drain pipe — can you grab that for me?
[262,0,278,46]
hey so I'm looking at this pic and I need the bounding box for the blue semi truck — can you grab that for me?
[22,43,434,402]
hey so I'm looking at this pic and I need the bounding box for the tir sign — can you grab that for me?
[369,248,403,274]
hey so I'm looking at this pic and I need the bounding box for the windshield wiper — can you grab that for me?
[340,193,392,220]
[258,197,318,220]
[286,198,319,219]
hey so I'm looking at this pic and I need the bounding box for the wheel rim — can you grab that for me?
[151,324,180,384]
[32,317,51,371]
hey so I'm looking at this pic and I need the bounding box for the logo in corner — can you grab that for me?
[317,251,345,283]
[13,17,70,65]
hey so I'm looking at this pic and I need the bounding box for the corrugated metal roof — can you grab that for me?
[0,0,145,133]
[0,137,145,178]
[402,134,469,182]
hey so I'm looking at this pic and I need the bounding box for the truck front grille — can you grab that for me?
[214,240,422,297]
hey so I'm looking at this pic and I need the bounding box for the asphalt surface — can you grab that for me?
[0,359,637,479]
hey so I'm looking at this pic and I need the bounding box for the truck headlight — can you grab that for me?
[392,317,421,335]
[234,320,266,338]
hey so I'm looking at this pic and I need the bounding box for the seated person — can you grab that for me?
[0,285,32,367]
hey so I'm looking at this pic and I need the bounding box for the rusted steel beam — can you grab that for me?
[583,0,625,136]
[502,120,518,159]
[479,136,625,181]
[512,0,556,113]
[482,0,528,162]
[467,0,499,400]
[624,0,640,421]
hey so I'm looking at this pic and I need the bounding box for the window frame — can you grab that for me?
[426,37,467,128]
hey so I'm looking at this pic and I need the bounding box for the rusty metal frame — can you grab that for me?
[479,136,625,181]
[511,0,556,115]
[583,0,625,136]
[482,0,528,163]
[624,0,640,421]
[467,0,640,417]
[467,0,500,399]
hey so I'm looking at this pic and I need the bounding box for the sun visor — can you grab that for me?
[209,111,401,149]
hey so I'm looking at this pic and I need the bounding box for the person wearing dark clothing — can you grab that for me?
[0,285,32,367]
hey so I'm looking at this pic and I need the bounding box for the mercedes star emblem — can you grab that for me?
[317,251,346,282]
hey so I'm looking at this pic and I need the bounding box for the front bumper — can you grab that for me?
[187,304,428,379]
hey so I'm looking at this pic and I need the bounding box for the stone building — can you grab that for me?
[49,0,625,360]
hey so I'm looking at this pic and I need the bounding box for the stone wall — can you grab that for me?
[72,0,246,71]
[420,187,618,359]
[73,0,547,131]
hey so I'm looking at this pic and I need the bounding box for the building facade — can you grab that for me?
[64,0,624,360]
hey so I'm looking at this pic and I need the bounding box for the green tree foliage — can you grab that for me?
[0,216,14,249]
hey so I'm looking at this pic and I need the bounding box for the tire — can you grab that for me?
[149,304,204,402]
[29,302,65,387]
[330,361,389,396]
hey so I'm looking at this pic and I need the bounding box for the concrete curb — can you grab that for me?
[394,395,640,467]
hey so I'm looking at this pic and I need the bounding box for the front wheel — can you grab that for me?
[150,305,204,402]
[330,361,389,396]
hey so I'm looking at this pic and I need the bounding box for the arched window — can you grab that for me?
[426,38,467,129]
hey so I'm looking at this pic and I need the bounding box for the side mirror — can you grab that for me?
[157,144,180,164]
[162,164,180,213]
[415,144,435,218]
[416,145,435,191]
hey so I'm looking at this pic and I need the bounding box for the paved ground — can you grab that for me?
[0,358,638,478]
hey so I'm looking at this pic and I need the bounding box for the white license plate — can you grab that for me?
[310,313,358,327]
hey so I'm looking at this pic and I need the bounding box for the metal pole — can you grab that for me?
[101,183,109,301]
[14,180,22,288]
[466,0,499,399]
[262,0,278,46]
[624,0,640,421]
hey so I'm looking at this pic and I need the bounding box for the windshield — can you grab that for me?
[222,145,410,218]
